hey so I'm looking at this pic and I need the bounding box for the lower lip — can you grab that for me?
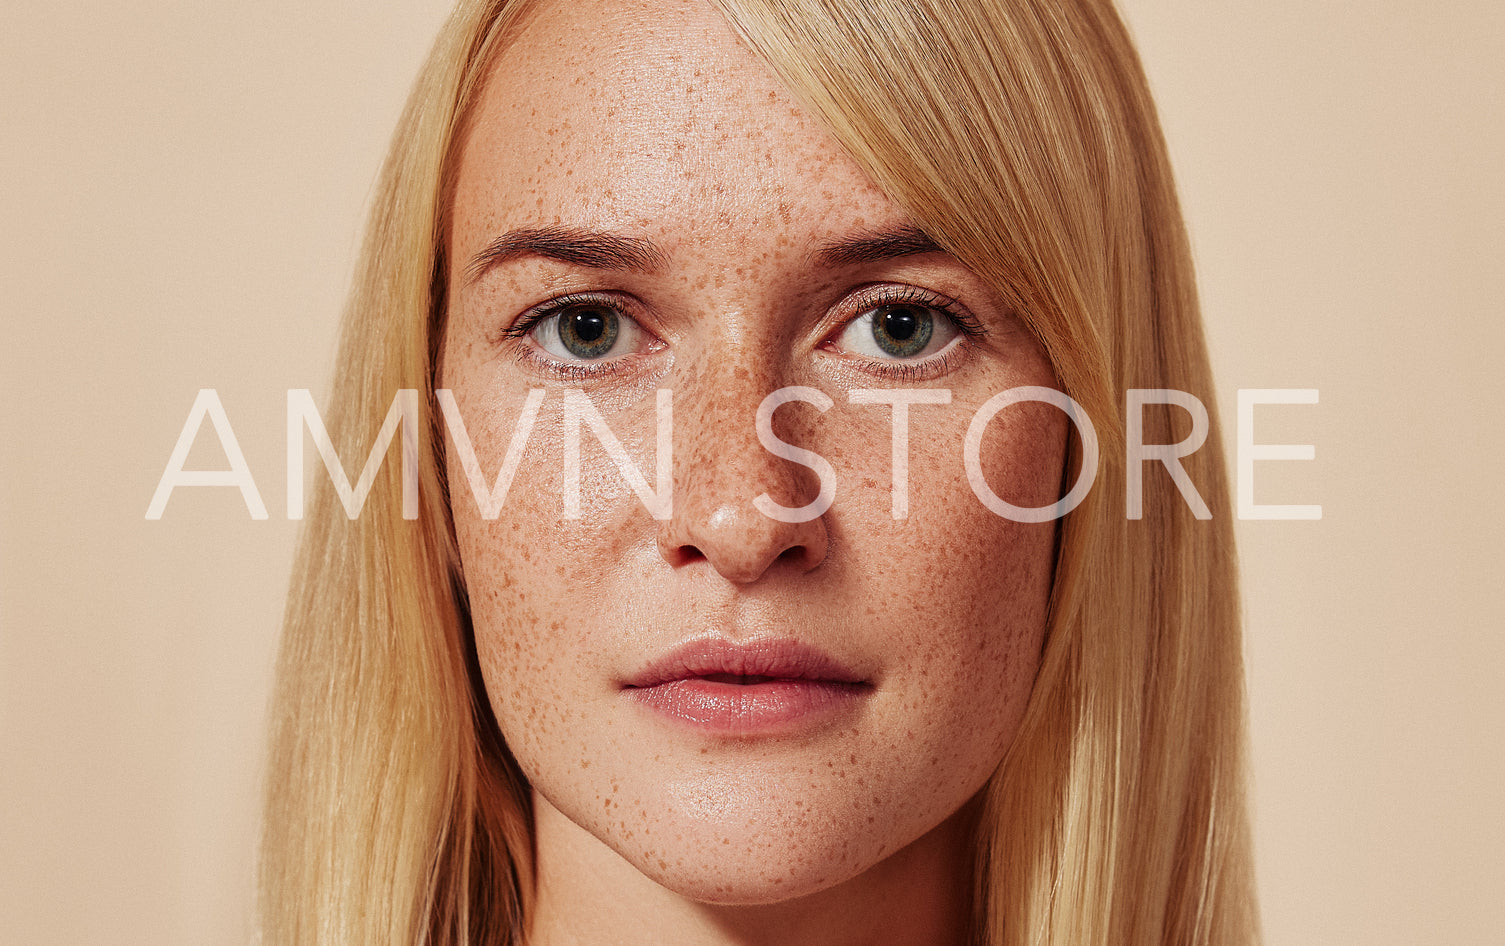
[625,678,869,734]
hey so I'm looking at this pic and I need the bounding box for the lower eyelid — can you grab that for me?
[507,313,671,382]
[854,342,966,382]
[828,332,969,382]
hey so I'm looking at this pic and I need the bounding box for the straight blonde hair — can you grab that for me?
[260,1,1259,943]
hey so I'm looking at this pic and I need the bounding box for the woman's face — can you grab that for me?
[442,0,1064,904]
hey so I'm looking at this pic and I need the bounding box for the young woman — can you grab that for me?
[261,1,1259,943]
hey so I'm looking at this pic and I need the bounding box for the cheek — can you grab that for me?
[450,489,563,758]
[825,396,1064,744]
[443,371,664,757]
[439,382,555,704]
[827,391,1066,585]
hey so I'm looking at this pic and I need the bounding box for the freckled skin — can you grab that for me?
[441,0,1064,942]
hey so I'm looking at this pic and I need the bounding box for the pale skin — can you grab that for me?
[440,1,1067,944]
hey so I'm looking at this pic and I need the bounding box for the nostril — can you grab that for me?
[655,498,829,581]
[776,545,812,568]
[662,543,707,569]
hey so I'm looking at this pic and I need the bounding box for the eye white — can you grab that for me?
[529,306,646,362]
[835,305,960,360]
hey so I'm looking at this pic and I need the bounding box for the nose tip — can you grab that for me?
[657,496,828,584]
[661,374,832,584]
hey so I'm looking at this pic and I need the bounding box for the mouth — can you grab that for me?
[622,637,872,734]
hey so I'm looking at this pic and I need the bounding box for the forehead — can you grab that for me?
[449,0,905,252]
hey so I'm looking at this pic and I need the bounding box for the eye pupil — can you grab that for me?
[559,307,619,358]
[569,310,606,342]
[872,305,933,357]
[884,309,918,341]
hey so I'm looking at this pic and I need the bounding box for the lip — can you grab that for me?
[622,637,871,735]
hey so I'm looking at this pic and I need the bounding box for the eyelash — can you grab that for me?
[501,291,651,381]
[826,284,985,382]
[499,285,986,381]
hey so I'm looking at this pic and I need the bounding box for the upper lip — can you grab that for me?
[622,637,868,689]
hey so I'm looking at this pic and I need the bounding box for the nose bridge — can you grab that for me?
[659,350,828,583]
[682,358,798,504]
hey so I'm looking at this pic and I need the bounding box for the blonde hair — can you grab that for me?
[260,1,1259,943]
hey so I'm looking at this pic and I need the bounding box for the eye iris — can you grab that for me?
[558,307,619,359]
[872,305,933,357]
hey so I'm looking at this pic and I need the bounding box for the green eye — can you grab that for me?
[531,303,640,362]
[870,305,934,358]
[835,301,958,363]
[557,306,619,359]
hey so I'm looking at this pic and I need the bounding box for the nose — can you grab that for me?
[656,381,829,584]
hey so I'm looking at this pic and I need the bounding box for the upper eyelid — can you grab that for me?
[499,291,655,343]
[829,284,987,340]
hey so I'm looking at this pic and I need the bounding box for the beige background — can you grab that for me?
[2,1,1500,943]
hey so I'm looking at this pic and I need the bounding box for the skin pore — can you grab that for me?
[439,1,1067,943]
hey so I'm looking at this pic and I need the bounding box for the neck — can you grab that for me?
[525,792,978,946]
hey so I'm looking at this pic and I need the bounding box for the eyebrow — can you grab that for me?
[813,224,945,267]
[464,222,946,284]
[465,225,671,284]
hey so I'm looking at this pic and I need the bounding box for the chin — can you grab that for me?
[626,841,872,906]
[584,766,923,906]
